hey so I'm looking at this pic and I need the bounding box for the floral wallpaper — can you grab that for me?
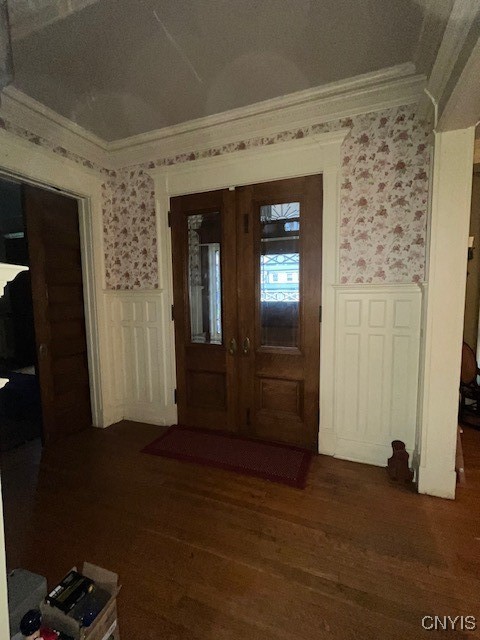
[338,109,429,284]
[105,167,157,288]
[103,104,430,289]
[0,103,431,289]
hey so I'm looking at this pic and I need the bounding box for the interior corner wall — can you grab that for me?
[103,103,430,465]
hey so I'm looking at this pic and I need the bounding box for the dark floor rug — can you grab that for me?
[142,425,312,488]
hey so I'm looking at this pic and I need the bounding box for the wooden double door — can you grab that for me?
[171,175,322,450]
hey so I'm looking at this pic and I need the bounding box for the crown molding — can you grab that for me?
[107,63,425,169]
[0,86,110,169]
[0,63,425,172]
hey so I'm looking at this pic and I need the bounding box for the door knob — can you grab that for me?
[242,337,251,355]
[38,343,48,358]
[228,338,237,355]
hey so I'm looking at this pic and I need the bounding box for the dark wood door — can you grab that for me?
[23,185,92,444]
[237,176,322,450]
[171,176,322,450]
[171,189,238,431]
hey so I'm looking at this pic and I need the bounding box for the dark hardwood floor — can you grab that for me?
[1,421,480,639]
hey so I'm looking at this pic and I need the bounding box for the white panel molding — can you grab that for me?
[104,290,176,426]
[0,127,110,428]
[333,284,422,467]
[418,127,475,499]
[148,131,348,451]
[0,87,109,169]
[0,65,425,171]
[109,64,425,168]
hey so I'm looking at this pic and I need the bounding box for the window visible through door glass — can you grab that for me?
[188,211,222,344]
[260,202,300,347]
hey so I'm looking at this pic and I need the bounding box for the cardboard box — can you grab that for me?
[40,562,121,640]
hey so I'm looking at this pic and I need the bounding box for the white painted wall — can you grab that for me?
[418,127,475,499]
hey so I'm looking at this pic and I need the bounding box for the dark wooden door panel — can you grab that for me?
[23,185,92,444]
[236,175,322,450]
[48,283,84,305]
[46,268,83,285]
[171,189,238,431]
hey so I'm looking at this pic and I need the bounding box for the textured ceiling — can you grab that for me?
[10,0,426,141]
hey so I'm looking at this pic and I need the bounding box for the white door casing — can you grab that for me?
[147,131,352,452]
[0,127,109,427]
[418,127,475,499]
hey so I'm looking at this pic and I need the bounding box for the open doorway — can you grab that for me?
[0,178,40,452]
[459,146,480,482]
[0,176,94,451]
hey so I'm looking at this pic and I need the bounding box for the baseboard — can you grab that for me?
[97,405,124,428]
[123,404,177,427]
[318,426,337,456]
[334,439,403,468]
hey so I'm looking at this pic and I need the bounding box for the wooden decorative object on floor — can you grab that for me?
[387,440,413,482]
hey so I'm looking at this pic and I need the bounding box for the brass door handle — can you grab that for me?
[38,343,48,358]
[242,337,250,355]
[228,338,237,355]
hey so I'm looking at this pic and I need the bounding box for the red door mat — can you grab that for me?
[142,426,313,489]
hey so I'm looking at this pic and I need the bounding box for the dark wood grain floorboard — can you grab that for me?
[1,421,480,639]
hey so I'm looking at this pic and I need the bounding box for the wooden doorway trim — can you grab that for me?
[148,130,348,453]
[0,128,108,428]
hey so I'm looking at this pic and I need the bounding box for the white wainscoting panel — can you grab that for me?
[333,285,422,467]
[104,290,176,426]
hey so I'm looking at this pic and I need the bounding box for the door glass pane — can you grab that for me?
[188,211,222,344]
[260,202,300,347]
